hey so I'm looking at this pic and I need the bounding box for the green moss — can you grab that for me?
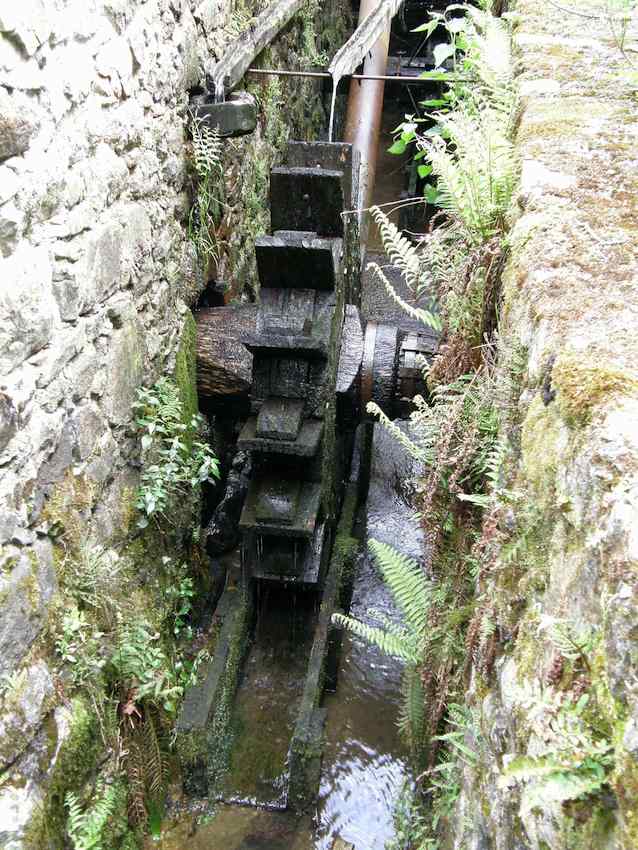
[173,310,198,427]
[24,697,101,849]
[520,395,563,503]
[41,471,95,546]
[552,351,638,426]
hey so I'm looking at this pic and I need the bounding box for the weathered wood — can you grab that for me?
[208,0,306,100]
[329,0,403,84]
[196,305,257,400]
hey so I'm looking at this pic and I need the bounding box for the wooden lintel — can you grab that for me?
[328,0,403,84]
[208,0,306,100]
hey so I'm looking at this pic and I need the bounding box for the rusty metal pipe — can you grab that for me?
[245,68,462,83]
[344,0,392,246]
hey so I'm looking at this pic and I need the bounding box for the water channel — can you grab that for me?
[151,422,423,849]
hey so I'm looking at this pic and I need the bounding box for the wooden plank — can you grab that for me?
[327,0,402,139]
[328,0,403,83]
[195,305,256,400]
[208,0,306,100]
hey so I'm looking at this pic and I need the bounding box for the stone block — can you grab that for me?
[0,244,57,375]
[0,541,56,676]
[0,660,54,770]
[101,317,144,426]
[0,166,19,204]
[191,91,257,138]
[270,167,345,237]
[0,200,23,257]
[0,391,18,452]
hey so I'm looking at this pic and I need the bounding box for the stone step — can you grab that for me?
[284,141,355,210]
[238,416,322,458]
[270,167,346,237]
[255,233,342,290]
[239,476,321,538]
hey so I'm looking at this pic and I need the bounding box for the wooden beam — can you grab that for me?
[208,0,306,100]
[196,305,257,401]
[329,0,403,84]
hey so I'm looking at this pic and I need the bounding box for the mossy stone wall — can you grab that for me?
[448,2,638,849]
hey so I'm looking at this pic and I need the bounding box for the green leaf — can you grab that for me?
[388,138,407,155]
[424,184,441,205]
[141,434,153,451]
[412,19,439,36]
[417,164,433,179]
[433,42,456,68]
[447,17,467,33]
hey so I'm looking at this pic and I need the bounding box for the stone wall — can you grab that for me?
[449,2,638,849]
[0,1,349,844]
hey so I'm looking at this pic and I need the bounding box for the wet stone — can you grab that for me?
[256,397,304,441]
[270,167,346,237]
[191,90,257,138]
[255,478,301,525]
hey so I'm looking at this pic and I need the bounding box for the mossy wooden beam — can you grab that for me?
[288,484,359,811]
[207,0,307,100]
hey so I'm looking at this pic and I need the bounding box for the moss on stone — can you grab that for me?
[24,697,101,848]
[173,309,199,427]
[41,471,96,547]
[552,351,638,426]
[520,395,563,503]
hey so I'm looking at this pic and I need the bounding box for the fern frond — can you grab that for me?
[141,713,167,798]
[332,612,419,662]
[125,738,148,827]
[366,261,441,331]
[66,784,117,850]
[369,206,421,290]
[368,539,432,637]
[398,666,426,750]
[366,401,429,461]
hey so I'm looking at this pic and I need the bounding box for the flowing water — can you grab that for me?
[218,587,318,809]
[153,424,424,849]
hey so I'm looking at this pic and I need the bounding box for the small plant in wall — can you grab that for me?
[188,112,225,270]
[133,377,219,528]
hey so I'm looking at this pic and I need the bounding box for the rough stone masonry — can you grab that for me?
[449,2,638,849]
[0,0,234,841]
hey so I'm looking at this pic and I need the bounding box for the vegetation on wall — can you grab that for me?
[36,361,217,847]
[350,2,638,847]
[333,4,522,846]
[133,376,219,528]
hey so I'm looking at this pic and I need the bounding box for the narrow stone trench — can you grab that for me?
[150,423,423,849]
[153,67,430,849]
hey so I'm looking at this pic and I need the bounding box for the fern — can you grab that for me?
[66,784,118,850]
[188,113,224,264]
[332,539,445,753]
[370,206,422,291]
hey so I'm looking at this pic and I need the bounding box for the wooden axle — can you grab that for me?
[195,303,433,420]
